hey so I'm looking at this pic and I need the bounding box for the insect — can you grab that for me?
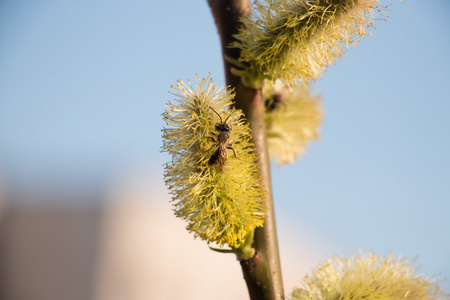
[265,93,283,112]
[207,106,239,172]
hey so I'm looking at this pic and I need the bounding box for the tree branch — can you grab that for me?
[208,0,285,299]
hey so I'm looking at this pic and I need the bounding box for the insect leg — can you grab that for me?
[206,143,216,152]
[227,146,241,160]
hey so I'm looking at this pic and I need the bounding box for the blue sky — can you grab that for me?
[1,0,449,291]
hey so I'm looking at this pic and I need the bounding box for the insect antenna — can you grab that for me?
[209,106,223,123]
[224,110,236,123]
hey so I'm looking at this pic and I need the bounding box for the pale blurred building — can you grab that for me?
[0,174,324,300]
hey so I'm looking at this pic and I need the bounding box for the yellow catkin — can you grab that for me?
[264,80,322,165]
[291,252,447,300]
[234,0,384,83]
[162,74,265,247]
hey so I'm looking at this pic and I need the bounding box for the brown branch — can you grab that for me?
[208,0,285,299]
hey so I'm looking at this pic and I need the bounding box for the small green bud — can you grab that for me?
[162,74,265,247]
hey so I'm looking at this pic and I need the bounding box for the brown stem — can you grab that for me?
[209,0,285,299]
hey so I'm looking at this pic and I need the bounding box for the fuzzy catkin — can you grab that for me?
[162,74,265,247]
[264,80,322,165]
[234,0,383,83]
[292,252,446,300]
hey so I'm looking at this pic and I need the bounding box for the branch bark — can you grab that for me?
[208,1,285,299]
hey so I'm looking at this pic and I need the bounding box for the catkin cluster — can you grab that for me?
[162,75,264,247]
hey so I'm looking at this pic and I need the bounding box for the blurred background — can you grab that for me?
[1,1,449,299]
